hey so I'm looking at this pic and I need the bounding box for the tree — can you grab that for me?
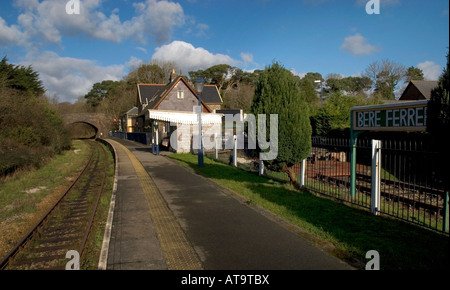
[405,66,424,83]
[299,78,320,105]
[427,50,449,191]
[312,92,382,136]
[222,82,254,112]
[300,72,324,89]
[299,78,320,116]
[189,64,259,111]
[98,80,136,130]
[189,64,242,93]
[325,75,372,96]
[251,62,312,188]
[364,59,406,100]
[0,58,70,176]
[84,80,121,108]
[0,56,45,96]
[126,60,178,85]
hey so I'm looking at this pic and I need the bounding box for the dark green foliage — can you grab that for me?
[325,76,372,95]
[0,56,45,96]
[251,62,312,186]
[405,66,424,82]
[84,80,121,107]
[0,57,70,176]
[299,78,320,105]
[427,50,449,190]
[311,92,383,136]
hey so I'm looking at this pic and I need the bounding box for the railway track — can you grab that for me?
[0,140,110,270]
[315,173,445,215]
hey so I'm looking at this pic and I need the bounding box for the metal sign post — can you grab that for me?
[350,111,361,198]
[349,100,428,199]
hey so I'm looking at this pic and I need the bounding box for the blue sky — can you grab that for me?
[0,0,448,103]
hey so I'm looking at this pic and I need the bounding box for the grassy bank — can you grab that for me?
[0,140,91,258]
[169,153,449,270]
[0,140,115,270]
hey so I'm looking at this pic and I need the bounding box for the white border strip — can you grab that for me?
[351,100,428,112]
[97,139,118,270]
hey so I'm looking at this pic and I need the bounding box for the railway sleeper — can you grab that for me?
[37,229,80,240]
[8,254,67,270]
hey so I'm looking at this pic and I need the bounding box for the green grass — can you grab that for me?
[169,153,449,270]
[0,140,90,220]
[0,140,92,259]
[81,145,115,270]
[0,140,115,269]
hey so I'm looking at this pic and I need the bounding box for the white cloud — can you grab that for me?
[131,0,185,44]
[192,23,210,37]
[20,51,133,103]
[0,17,26,45]
[417,61,441,80]
[290,68,307,79]
[4,0,186,46]
[340,33,378,56]
[151,40,239,73]
[136,47,148,54]
[240,52,254,65]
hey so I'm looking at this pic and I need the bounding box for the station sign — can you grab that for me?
[351,100,428,132]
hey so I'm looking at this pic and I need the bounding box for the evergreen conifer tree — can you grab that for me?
[251,62,311,187]
[427,50,449,191]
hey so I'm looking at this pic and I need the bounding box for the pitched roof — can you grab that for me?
[137,83,165,105]
[125,107,138,116]
[201,85,223,104]
[137,76,212,116]
[400,80,439,100]
[412,80,439,99]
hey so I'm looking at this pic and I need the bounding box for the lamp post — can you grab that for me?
[194,75,205,168]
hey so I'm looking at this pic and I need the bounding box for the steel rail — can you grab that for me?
[78,143,108,257]
[0,141,97,270]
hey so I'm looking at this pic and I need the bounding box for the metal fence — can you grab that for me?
[113,130,449,234]
[305,136,448,234]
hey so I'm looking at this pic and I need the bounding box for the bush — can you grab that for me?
[0,87,71,177]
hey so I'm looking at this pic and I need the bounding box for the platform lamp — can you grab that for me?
[194,74,205,168]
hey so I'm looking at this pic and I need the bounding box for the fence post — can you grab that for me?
[299,159,306,188]
[444,191,449,233]
[371,140,381,215]
[155,126,159,156]
[215,133,218,160]
[233,135,237,167]
[259,159,264,176]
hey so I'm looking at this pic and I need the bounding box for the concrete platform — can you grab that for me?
[104,139,167,270]
[103,138,354,270]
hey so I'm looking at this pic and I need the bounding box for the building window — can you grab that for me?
[177,90,184,99]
